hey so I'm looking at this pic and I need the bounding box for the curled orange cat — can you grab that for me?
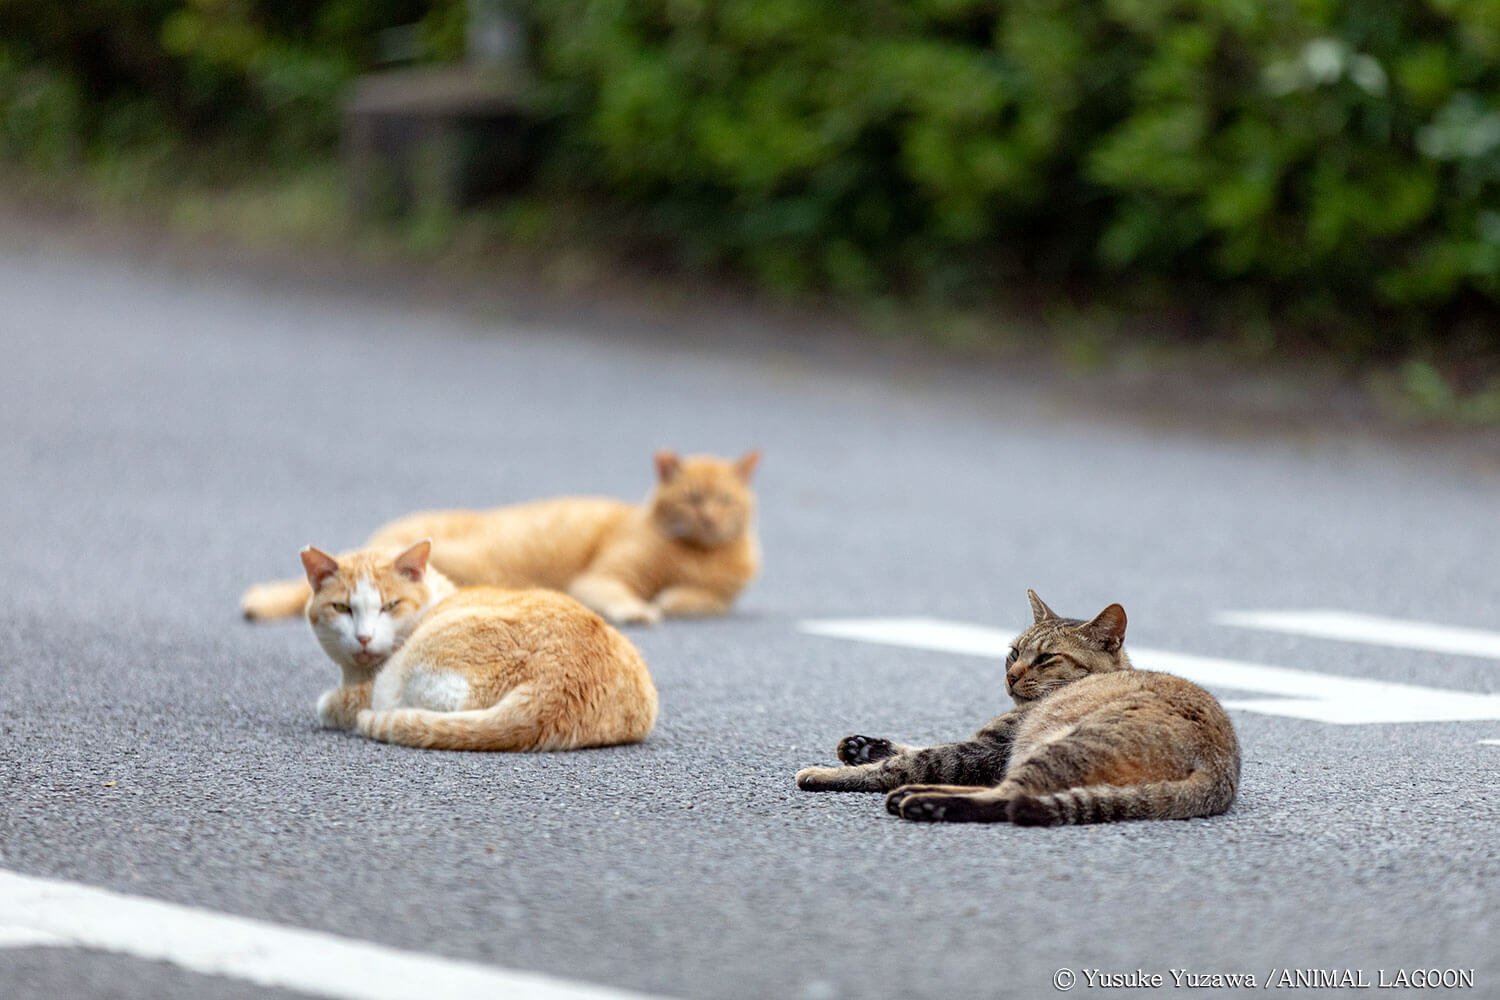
[242,449,761,626]
[301,539,658,752]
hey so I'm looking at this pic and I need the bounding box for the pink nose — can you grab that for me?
[1006,665,1025,686]
[357,634,372,647]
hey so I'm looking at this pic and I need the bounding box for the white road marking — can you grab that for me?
[1216,610,1500,661]
[0,924,67,948]
[1480,740,1500,747]
[799,617,1500,725]
[0,868,661,1000]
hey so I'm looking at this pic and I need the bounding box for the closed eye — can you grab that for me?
[1031,652,1056,666]
[331,602,351,614]
[382,599,402,612]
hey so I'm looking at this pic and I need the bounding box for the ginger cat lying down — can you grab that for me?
[243,449,761,627]
[303,539,658,751]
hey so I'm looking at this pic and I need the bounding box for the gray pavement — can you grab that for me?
[0,226,1497,1000]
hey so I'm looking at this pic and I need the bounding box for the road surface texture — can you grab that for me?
[1,222,1497,999]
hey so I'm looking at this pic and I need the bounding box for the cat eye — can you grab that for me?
[331,602,351,614]
[1032,652,1056,666]
[382,599,402,611]
[1005,648,1018,665]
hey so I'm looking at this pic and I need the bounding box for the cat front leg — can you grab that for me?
[316,682,372,730]
[569,574,662,626]
[652,585,730,619]
[797,738,1007,792]
[794,763,895,792]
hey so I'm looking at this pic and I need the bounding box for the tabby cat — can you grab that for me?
[795,591,1239,825]
[242,449,761,626]
[301,539,658,752]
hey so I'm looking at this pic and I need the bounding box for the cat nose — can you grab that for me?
[356,634,373,646]
[1006,665,1026,686]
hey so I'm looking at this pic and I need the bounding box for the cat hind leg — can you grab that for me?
[889,786,1010,823]
[795,764,894,792]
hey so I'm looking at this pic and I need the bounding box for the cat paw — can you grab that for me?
[837,734,896,765]
[606,603,663,627]
[316,690,341,729]
[889,788,996,823]
[1006,795,1061,827]
[795,767,843,791]
[895,793,962,822]
[884,785,926,815]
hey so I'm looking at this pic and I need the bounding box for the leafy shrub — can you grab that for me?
[0,0,441,162]
[521,0,1500,348]
[2,0,1497,352]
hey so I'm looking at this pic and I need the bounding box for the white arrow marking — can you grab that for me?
[1216,610,1500,661]
[799,617,1500,725]
[0,869,662,1000]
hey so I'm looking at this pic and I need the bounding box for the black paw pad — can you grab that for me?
[899,796,951,822]
[884,787,918,815]
[838,735,895,765]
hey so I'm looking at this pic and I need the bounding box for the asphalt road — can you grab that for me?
[1,224,1497,1000]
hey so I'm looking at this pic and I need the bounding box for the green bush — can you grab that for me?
[0,0,443,163]
[521,0,1500,348]
[1,1,1497,353]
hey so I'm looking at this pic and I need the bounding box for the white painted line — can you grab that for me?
[800,617,1500,726]
[1480,739,1500,747]
[0,869,661,1000]
[1217,610,1500,661]
[0,924,68,948]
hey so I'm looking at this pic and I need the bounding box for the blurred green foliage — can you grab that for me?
[2,0,1498,355]
[523,0,1500,350]
[0,0,445,164]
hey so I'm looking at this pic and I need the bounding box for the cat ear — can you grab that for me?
[300,546,340,590]
[1027,589,1057,623]
[1083,603,1128,651]
[392,539,431,582]
[734,449,762,482]
[654,450,682,483]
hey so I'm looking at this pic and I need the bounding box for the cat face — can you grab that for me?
[1004,590,1131,704]
[649,449,759,547]
[301,540,435,671]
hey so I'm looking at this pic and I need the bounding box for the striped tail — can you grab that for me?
[1008,770,1235,827]
[241,577,312,621]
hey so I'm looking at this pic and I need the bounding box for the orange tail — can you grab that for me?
[240,577,312,621]
[356,686,652,752]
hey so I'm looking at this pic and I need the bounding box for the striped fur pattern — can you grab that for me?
[302,543,658,752]
[241,450,761,627]
[796,590,1240,826]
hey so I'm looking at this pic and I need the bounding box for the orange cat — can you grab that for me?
[302,540,658,751]
[242,449,761,626]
